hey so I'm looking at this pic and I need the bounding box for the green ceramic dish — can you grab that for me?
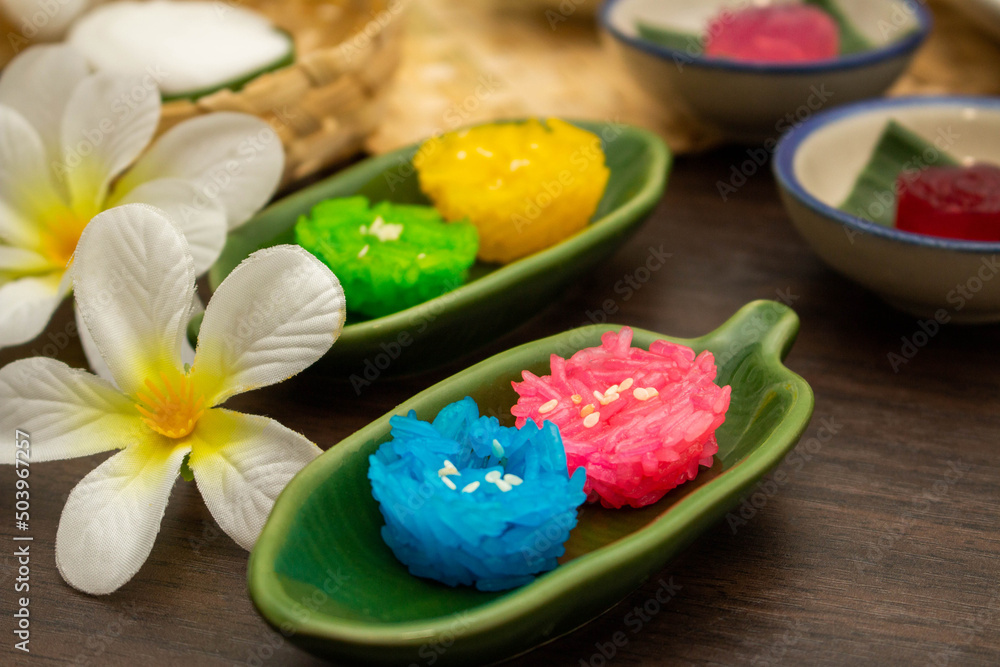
[248,300,815,666]
[208,120,670,374]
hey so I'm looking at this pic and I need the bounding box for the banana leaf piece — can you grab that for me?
[839,120,960,227]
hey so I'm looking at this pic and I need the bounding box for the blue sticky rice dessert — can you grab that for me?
[368,397,587,591]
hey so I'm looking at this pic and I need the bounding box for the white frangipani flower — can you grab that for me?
[0,43,284,352]
[0,204,346,595]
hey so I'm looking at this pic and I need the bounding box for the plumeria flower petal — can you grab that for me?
[193,243,347,406]
[113,112,285,229]
[0,357,140,465]
[56,437,190,595]
[74,204,194,397]
[188,409,326,550]
[0,204,345,595]
[115,178,228,274]
[0,273,70,348]
[0,43,284,357]
[0,43,89,170]
[60,71,161,216]
[0,105,71,250]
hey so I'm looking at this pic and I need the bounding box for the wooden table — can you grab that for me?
[2,147,999,666]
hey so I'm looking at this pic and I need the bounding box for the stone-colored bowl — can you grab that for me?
[774,95,1000,322]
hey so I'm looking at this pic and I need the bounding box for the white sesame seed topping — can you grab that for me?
[606,384,619,394]
[492,439,505,458]
[503,474,523,486]
[619,378,634,391]
[646,386,659,397]
[485,470,502,483]
[495,480,513,492]
[444,460,455,469]
[633,387,649,401]
[583,412,600,428]
[539,399,558,414]
[462,481,480,493]
[580,404,595,417]
[593,390,604,402]
[357,244,369,258]
[366,216,404,242]
[442,476,457,490]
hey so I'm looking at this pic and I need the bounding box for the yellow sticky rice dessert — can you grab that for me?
[414,119,610,264]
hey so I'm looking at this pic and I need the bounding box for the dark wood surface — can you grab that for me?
[3,147,999,667]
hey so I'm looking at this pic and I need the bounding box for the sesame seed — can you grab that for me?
[444,460,456,470]
[539,399,558,414]
[593,390,604,402]
[633,387,649,401]
[646,386,659,397]
[485,470,502,483]
[357,244,369,258]
[619,378,634,391]
[580,404,595,417]
[442,476,457,490]
[571,394,582,404]
[492,438,505,458]
[462,481,480,493]
[503,474,523,486]
[583,412,600,428]
[495,480,513,492]
[606,384,619,394]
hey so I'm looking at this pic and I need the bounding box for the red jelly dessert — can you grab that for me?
[705,5,839,63]
[895,164,1000,242]
[511,327,731,509]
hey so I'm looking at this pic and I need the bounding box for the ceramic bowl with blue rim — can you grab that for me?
[774,95,1000,323]
[599,0,932,143]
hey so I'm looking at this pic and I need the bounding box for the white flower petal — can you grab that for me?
[189,409,320,550]
[60,72,160,215]
[0,245,51,273]
[73,204,194,397]
[192,245,345,406]
[78,288,199,385]
[114,112,283,229]
[55,437,188,595]
[0,44,90,161]
[0,272,68,349]
[0,105,69,247]
[115,177,227,274]
[75,300,111,383]
[0,357,142,464]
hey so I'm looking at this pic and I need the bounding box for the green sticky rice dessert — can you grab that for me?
[295,197,479,319]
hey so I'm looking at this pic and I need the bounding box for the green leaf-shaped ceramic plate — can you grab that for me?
[248,300,814,666]
[208,120,670,374]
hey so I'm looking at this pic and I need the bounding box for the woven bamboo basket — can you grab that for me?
[0,0,408,186]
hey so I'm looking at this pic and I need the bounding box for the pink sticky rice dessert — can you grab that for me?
[511,327,731,509]
[704,5,839,64]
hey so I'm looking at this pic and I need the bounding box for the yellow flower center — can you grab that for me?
[39,212,91,268]
[135,372,206,439]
